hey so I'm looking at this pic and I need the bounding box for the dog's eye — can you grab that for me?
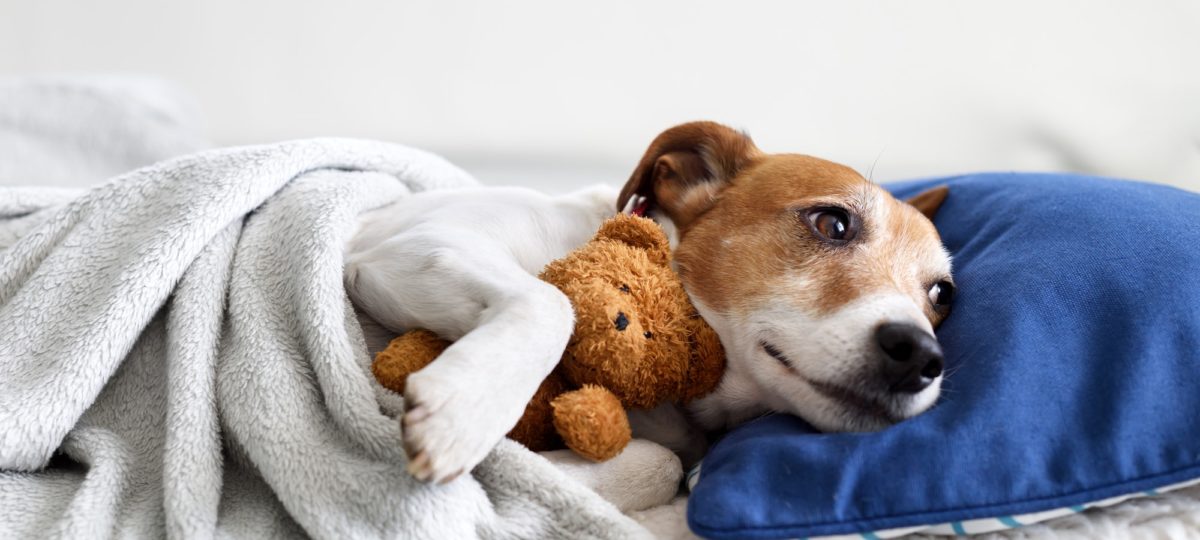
[805,207,857,244]
[619,284,631,294]
[929,280,955,308]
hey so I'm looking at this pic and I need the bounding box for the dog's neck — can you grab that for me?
[683,296,773,430]
[688,368,771,430]
[644,206,681,250]
[641,208,768,430]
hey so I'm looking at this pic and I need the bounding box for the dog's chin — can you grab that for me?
[812,386,937,432]
[787,379,941,433]
[757,343,942,433]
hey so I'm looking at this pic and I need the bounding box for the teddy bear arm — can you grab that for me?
[371,329,450,394]
[681,319,727,402]
[550,384,632,462]
[507,369,570,452]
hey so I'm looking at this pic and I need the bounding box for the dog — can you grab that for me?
[344,121,954,484]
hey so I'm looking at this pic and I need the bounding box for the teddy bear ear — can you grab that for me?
[594,214,671,267]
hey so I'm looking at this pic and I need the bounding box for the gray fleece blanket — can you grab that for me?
[0,140,647,539]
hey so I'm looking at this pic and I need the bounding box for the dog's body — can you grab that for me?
[345,122,954,483]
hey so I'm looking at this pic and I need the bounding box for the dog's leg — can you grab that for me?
[347,237,575,483]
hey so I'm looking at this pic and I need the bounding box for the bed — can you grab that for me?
[3,76,1199,540]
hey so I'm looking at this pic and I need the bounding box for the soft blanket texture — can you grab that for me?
[0,140,648,539]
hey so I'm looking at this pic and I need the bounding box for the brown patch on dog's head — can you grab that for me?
[619,124,950,325]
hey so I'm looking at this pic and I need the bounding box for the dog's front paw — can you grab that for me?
[400,368,514,484]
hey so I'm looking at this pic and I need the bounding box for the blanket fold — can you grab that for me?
[0,140,647,539]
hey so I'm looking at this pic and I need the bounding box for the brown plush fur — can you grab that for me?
[371,329,446,394]
[371,214,726,461]
[550,385,630,462]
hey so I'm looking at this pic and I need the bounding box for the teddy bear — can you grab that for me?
[371,214,726,461]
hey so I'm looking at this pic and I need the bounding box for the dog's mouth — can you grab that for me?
[760,340,903,426]
[761,341,794,368]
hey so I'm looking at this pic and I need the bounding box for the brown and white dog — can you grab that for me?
[345,121,953,484]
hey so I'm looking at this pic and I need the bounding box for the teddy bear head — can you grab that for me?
[538,214,715,409]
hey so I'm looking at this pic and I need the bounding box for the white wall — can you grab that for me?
[3,0,1198,192]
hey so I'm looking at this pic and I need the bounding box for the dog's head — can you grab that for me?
[618,122,954,432]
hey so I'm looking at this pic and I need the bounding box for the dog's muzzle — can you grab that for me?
[875,322,944,393]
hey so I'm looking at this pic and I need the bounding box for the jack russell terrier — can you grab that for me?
[345,121,953,484]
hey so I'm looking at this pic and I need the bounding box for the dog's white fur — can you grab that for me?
[345,129,952,484]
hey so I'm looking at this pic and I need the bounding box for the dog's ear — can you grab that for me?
[617,121,761,230]
[906,185,949,221]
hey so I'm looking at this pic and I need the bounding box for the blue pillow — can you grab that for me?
[687,173,1200,539]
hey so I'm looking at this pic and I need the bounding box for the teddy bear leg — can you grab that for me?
[506,370,569,452]
[371,329,450,394]
[550,385,632,462]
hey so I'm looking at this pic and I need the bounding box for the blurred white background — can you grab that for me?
[2,0,1198,192]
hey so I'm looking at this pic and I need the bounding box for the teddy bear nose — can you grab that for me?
[614,312,629,331]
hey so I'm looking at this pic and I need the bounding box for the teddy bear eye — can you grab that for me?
[619,284,631,294]
[643,331,653,339]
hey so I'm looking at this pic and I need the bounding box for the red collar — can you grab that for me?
[629,197,651,217]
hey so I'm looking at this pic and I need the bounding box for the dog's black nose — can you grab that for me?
[875,322,944,393]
